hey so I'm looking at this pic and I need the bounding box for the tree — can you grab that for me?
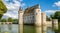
[7,17,13,22]
[13,19,18,24]
[50,14,55,19]
[50,11,60,22]
[46,16,51,21]
[1,18,7,22]
[50,11,60,33]
[0,0,7,19]
[54,11,60,22]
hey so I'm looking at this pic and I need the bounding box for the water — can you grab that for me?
[0,24,55,33]
[0,24,18,33]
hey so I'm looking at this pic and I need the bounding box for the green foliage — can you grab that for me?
[0,0,2,1]
[50,11,60,22]
[54,11,60,22]
[46,16,51,21]
[0,0,7,19]
[7,17,13,22]
[50,11,60,33]
[13,19,18,24]
[1,18,7,22]
[8,18,18,24]
[0,17,18,24]
[50,14,55,19]
[0,14,3,19]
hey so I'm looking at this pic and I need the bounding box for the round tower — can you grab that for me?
[34,4,41,27]
[18,7,24,24]
[41,12,47,33]
[34,4,42,33]
[18,7,24,33]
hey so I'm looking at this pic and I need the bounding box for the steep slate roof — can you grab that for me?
[23,4,40,16]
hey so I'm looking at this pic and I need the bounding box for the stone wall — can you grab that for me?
[52,19,58,29]
[41,12,47,33]
[18,7,24,33]
[46,19,58,29]
[46,21,52,27]
[34,6,41,26]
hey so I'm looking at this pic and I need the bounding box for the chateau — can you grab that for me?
[18,4,58,29]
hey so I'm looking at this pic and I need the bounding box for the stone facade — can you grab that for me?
[18,4,58,33]
[18,7,23,33]
[18,4,58,28]
[41,13,47,33]
[46,21,52,27]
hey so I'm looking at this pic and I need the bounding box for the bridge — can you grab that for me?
[0,22,12,25]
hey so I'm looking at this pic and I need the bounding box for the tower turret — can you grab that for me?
[35,4,40,9]
[34,4,41,26]
[34,4,42,33]
[18,6,23,13]
[18,6,23,24]
[18,6,23,33]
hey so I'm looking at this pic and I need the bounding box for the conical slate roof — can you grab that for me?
[19,6,22,11]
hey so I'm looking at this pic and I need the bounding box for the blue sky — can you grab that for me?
[2,0,60,18]
[23,0,60,17]
[23,0,59,10]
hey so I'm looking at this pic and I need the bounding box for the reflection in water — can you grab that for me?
[47,27,55,33]
[8,24,12,33]
[19,24,23,33]
[1,24,10,33]
[0,24,55,33]
[35,26,42,33]
[0,24,18,33]
[35,26,47,33]
[8,24,12,30]
[42,26,47,33]
[24,25,35,33]
[0,24,2,33]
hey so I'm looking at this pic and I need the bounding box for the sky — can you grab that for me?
[2,0,60,19]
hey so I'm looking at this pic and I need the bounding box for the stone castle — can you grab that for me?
[18,4,58,33]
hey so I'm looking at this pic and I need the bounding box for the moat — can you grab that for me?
[0,24,55,33]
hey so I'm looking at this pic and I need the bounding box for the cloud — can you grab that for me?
[44,10,60,17]
[54,1,60,7]
[53,1,60,8]
[44,10,57,17]
[2,0,25,19]
[45,10,56,13]
[4,13,18,18]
